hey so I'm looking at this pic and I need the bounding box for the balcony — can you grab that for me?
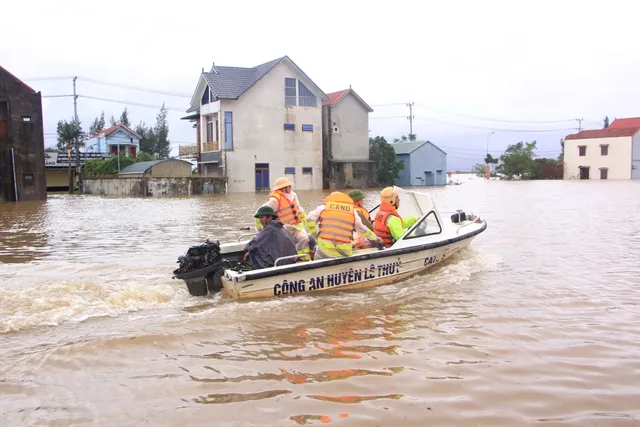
[202,141,219,152]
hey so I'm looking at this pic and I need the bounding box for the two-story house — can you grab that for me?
[563,117,640,180]
[84,124,141,158]
[181,56,327,193]
[321,88,376,189]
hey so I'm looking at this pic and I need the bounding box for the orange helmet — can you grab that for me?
[380,187,399,207]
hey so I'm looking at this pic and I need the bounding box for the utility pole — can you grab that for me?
[73,76,83,194]
[406,102,414,136]
[576,118,583,131]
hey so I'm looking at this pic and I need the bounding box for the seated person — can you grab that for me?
[283,223,315,261]
[243,206,297,270]
[348,189,375,249]
[373,187,419,248]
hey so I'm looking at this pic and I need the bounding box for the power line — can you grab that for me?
[414,116,576,133]
[77,95,185,112]
[76,76,192,98]
[414,103,578,124]
[22,76,75,81]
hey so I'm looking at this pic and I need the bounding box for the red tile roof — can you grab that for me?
[322,88,374,112]
[322,89,350,106]
[609,117,640,128]
[564,126,640,140]
[90,123,141,139]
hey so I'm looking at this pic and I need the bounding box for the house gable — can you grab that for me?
[323,88,373,113]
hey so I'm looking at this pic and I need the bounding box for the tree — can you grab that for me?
[89,111,106,136]
[604,116,610,128]
[153,103,171,159]
[135,121,156,155]
[56,118,86,193]
[119,107,131,128]
[369,136,404,186]
[472,163,487,177]
[495,141,537,180]
[558,138,564,162]
[109,115,117,127]
[136,151,156,162]
[484,153,499,165]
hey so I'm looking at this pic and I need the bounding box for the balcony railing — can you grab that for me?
[202,141,219,152]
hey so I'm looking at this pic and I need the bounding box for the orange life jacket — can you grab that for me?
[373,202,403,248]
[269,190,301,225]
[355,206,371,223]
[318,192,356,244]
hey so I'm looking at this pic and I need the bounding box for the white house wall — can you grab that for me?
[632,132,640,179]
[219,60,323,193]
[563,136,632,179]
[330,93,370,161]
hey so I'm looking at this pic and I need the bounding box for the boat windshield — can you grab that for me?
[368,187,436,220]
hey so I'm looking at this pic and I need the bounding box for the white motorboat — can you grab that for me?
[173,187,487,300]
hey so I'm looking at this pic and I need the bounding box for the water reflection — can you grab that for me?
[0,200,51,263]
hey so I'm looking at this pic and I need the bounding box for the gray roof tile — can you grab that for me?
[203,57,284,100]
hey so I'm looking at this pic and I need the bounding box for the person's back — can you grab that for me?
[246,209,298,269]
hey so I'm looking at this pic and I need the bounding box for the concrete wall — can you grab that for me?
[396,154,411,187]
[84,177,227,197]
[410,142,447,186]
[329,93,369,161]
[563,136,632,180]
[0,67,47,202]
[632,132,640,179]
[219,59,323,193]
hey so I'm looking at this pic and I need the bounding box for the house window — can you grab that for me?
[206,120,214,142]
[578,146,586,156]
[201,85,213,105]
[21,116,32,122]
[298,81,317,107]
[224,112,233,150]
[0,101,9,137]
[284,123,295,131]
[285,78,297,106]
[600,144,608,156]
[302,124,313,132]
[302,167,312,174]
[579,166,590,179]
[285,167,295,174]
[600,168,608,179]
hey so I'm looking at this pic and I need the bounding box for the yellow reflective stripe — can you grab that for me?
[321,217,354,227]
[317,238,353,257]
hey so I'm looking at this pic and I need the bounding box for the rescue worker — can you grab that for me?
[306,191,383,259]
[243,206,297,269]
[373,186,419,248]
[254,177,308,233]
[347,189,373,231]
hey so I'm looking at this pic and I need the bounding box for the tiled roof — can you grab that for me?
[322,88,374,112]
[564,127,640,140]
[91,124,141,139]
[118,161,160,174]
[609,117,640,128]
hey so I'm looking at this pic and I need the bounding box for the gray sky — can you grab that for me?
[2,0,639,170]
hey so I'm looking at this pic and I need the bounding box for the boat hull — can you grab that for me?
[221,234,477,300]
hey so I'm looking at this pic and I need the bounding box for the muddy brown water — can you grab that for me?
[2,176,640,426]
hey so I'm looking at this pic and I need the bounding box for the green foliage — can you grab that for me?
[369,136,404,186]
[495,141,537,180]
[473,163,487,177]
[89,112,106,136]
[393,134,417,143]
[45,146,57,153]
[153,103,171,159]
[84,153,135,176]
[136,121,156,155]
[56,118,86,151]
[484,153,499,165]
[558,138,564,162]
[136,151,155,162]
[119,107,131,128]
[604,116,610,128]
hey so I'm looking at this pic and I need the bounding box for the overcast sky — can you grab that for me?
[2,0,639,170]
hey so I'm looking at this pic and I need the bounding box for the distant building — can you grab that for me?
[84,124,141,158]
[563,118,640,180]
[392,141,447,187]
[181,56,328,193]
[0,65,47,202]
[321,88,376,189]
[118,159,193,178]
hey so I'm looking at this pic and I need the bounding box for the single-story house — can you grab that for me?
[85,124,141,158]
[118,159,193,178]
[392,141,447,186]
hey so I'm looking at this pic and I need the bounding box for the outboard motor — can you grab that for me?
[173,239,226,296]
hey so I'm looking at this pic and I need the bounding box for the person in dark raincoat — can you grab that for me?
[243,205,298,270]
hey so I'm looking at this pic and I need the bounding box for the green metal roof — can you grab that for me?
[391,141,427,155]
[118,161,162,175]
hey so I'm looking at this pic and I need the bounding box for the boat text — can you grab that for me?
[273,260,402,296]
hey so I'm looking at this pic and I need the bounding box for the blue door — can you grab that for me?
[255,163,270,191]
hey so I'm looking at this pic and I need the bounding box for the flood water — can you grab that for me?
[2,176,640,426]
